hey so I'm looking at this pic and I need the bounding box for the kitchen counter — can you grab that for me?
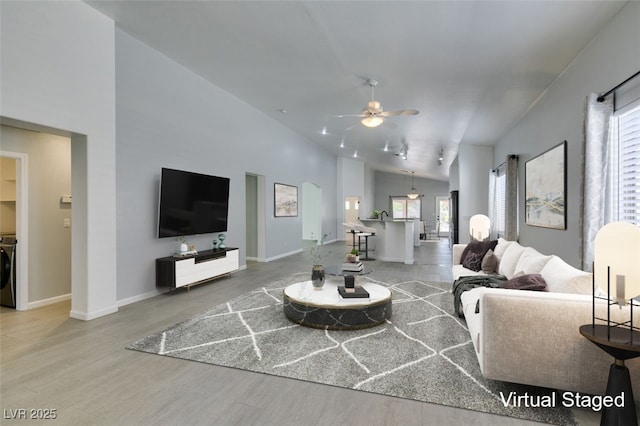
[359,218,419,264]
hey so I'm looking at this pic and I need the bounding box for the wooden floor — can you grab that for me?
[0,239,598,425]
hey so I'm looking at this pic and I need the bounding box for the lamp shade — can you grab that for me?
[594,222,640,300]
[469,214,491,241]
[407,192,419,200]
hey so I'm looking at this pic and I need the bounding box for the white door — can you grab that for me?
[436,196,450,235]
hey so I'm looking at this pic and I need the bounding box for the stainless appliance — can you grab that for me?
[1,236,17,308]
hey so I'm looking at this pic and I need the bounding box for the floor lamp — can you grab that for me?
[579,221,640,426]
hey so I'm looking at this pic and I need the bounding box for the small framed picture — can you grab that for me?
[274,183,298,217]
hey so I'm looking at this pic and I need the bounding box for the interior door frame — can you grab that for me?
[0,150,28,310]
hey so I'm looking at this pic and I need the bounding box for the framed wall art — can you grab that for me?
[274,183,298,217]
[525,141,567,229]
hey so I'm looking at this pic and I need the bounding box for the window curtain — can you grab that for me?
[504,155,519,241]
[580,93,614,271]
[488,155,517,241]
[488,169,498,239]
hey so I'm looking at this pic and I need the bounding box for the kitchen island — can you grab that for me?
[359,218,419,264]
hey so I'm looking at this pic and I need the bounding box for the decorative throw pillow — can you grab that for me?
[481,249,498,273]
[500,273,548,291]
[461,239,498,272]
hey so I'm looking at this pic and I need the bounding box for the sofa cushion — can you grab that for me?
[514,247,553,275]
[498,242,526,278]
[540,255,592,295]
[500,273,548,291]
[460,240,498,272]
[493,238,512,259]
[481,249,498,273]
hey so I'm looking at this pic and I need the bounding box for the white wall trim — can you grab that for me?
[117,289,164,307]
[117,266,248,306]
[70,305,118,321]
[264,248,304,262]
[28,293,70,310]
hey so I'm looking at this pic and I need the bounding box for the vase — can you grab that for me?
[311,265,325,290]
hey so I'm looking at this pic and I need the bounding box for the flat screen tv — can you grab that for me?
[157,168,230,238]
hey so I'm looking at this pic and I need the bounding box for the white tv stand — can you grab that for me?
[156,248,239,289]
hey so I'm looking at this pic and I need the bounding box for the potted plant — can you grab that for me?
[307,233,331,290]
[346,248,360,263]
[370,210,381,219]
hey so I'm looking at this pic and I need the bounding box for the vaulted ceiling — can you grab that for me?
[87,1,627,181]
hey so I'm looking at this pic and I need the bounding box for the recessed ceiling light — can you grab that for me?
[320,126,328,135]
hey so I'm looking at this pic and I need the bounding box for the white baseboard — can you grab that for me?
[28,293,71,310]
[264,248,304,262]
[117,289,164,307]
[70,305,118,321]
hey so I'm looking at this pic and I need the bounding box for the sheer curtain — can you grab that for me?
[504,155,518,241]
[580,93,614,271]
[488,169,498,239]
[488,165,504,239]
[488,155,517,241]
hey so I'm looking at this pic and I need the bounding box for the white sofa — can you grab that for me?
[453,238,640,398]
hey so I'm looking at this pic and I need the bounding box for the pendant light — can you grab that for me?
[407,171,419,200]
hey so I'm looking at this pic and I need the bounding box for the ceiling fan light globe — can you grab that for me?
[407,192,419,200]
[368,101,381,111]
[361,116,383,128]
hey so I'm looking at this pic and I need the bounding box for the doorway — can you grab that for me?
[436,196,450,236]
[344,196,360,240]
[245,173,266,263]
[1,120,78,314]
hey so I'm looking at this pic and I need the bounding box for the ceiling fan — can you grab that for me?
[334,79,419,128]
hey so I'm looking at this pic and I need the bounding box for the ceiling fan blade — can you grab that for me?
[331,114,367,119]
[380,109,419,117]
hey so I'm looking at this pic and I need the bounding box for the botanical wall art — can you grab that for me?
[525,141,567,229]
[274,183,298,217]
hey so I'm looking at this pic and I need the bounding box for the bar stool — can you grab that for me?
[354,223,376,261]
[342,222,363,251]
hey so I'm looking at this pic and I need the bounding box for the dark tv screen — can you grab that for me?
[158,168,230,238]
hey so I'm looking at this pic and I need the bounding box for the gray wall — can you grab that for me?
[457,144,493,244]
[493,1,640,267]
[1,125,71,303]
[2,0,117,319]
[373,171,450,223]
[115,29,338,302]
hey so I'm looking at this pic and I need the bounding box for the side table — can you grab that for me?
[579,324,640,426]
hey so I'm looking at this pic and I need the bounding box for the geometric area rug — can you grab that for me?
[127,272,577,425]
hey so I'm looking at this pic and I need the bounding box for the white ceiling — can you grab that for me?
[86,0,627,181]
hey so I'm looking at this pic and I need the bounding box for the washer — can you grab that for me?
[0,236,17,308]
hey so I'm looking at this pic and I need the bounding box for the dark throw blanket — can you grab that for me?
[452,274,507,318]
